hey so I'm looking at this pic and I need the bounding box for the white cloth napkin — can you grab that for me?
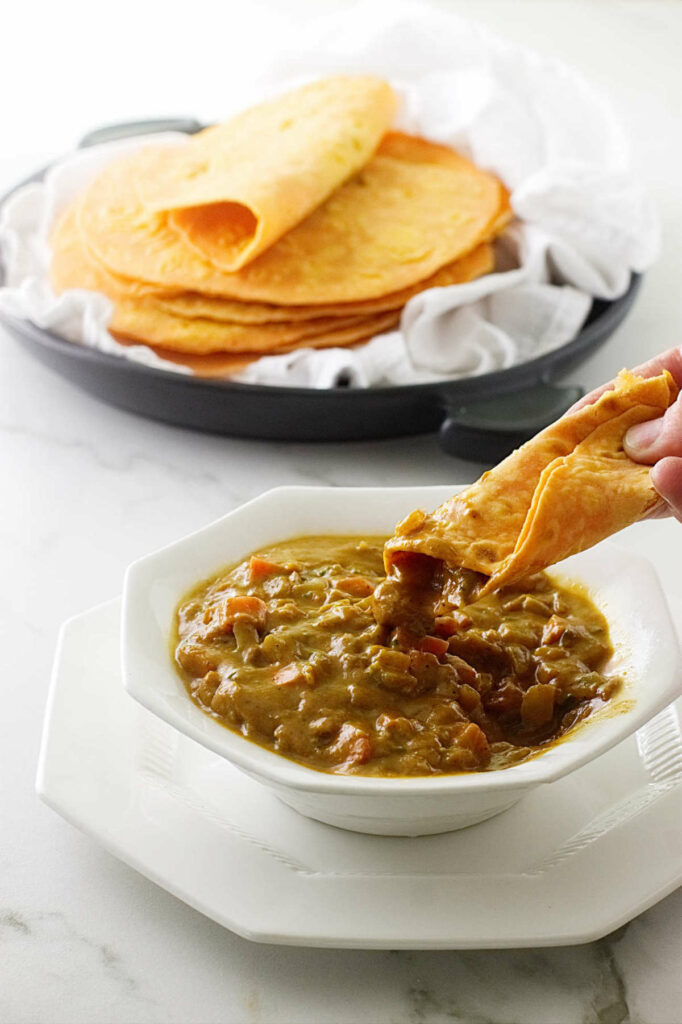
[0,1,658,388]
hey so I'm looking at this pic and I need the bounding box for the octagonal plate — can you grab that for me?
[37,598,682,948]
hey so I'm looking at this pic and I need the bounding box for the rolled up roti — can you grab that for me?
[136,76,397,272]
[384,369,678,594]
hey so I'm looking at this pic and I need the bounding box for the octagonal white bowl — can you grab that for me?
[121,485,682,836]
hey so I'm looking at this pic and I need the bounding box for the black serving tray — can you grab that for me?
[0,118,642,462]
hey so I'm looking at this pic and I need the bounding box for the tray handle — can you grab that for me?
[78,118,204,148]
[438,383,584,463]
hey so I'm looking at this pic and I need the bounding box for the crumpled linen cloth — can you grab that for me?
[0,1,658,388]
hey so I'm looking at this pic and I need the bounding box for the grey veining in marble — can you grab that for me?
[4,883,682,1023]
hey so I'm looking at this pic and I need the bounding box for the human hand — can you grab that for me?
[570,345,682,522]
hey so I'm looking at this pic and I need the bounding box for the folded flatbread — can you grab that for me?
[79,132,506,304]
[385,370,678,592]
[136,76,397,271]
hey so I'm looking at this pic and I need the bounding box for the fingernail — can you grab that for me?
[625,418,662,457]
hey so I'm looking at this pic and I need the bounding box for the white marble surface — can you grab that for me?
[3,1,682,1021]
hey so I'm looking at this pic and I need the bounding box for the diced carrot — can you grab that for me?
[433,616,457,638]
[418,634,449,657]
[272,663,316,687]
[217,595,267,631]
[336,576,375,597]
[542,615,567,645]
[248,556,284,582]
[434,611,471,636]
[331,723,373,766]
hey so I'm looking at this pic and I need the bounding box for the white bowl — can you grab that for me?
[122,486,682,836]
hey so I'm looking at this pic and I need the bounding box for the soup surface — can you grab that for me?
[173,536,620,776]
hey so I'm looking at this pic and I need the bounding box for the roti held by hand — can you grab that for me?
[384,370,678,591]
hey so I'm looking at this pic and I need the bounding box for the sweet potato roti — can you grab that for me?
[49,76,510,372]
[137,76,397,271]
[384,370,678,593]
[78,133,506,305]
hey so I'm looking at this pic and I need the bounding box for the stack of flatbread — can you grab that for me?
[49,76,511,378]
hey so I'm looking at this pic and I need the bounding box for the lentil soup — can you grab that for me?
[173,536,620,776]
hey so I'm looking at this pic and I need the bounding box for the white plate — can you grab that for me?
[37,598,682,948]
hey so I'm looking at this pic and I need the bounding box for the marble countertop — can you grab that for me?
[3,1,682,1021]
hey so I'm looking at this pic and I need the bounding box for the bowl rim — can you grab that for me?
[121,485,682,797]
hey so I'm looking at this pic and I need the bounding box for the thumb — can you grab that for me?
[624,397,682,464]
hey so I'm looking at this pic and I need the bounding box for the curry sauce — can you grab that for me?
[173,536,620,776]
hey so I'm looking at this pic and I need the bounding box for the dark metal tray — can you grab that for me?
[0,118,641,462]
